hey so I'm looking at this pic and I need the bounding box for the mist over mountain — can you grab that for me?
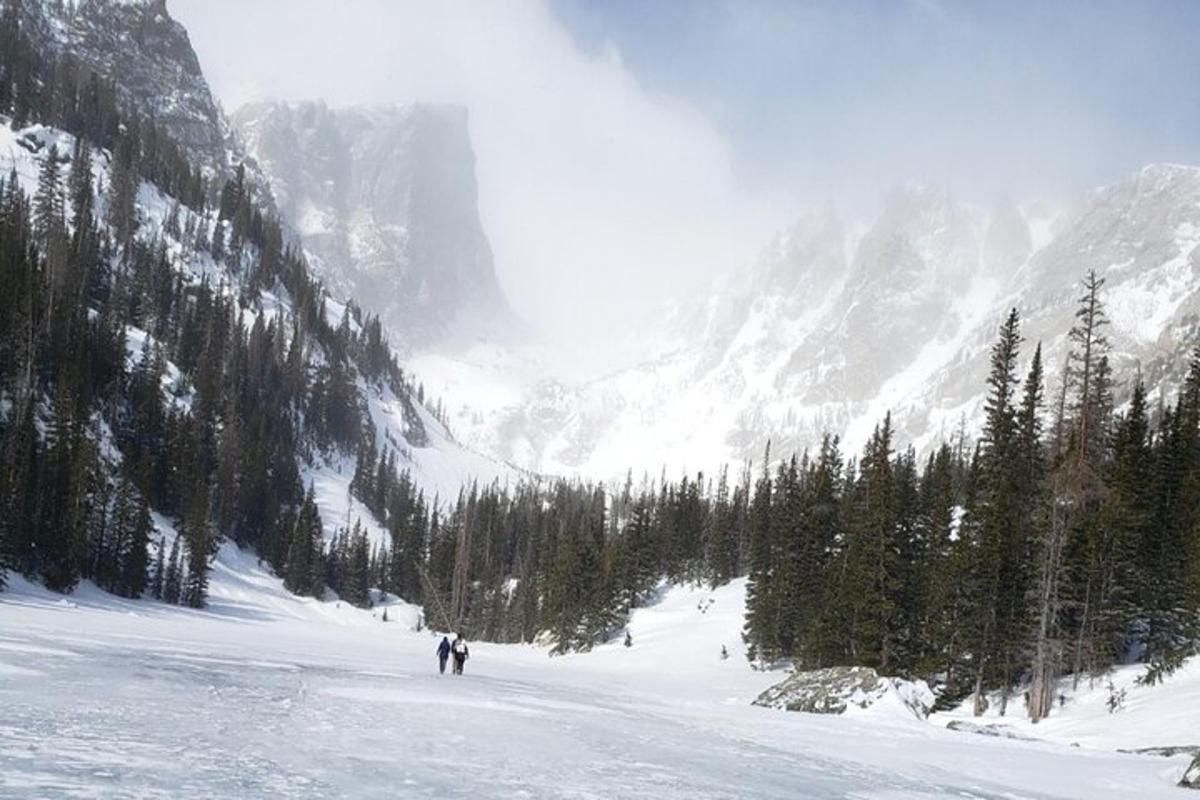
[232,100,518,351]
[415,171,1200,480]
[216,78,1200,481]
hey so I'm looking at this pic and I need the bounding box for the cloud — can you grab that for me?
[170,0,790,353]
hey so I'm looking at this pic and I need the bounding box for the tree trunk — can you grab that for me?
[450,511,472,629]
[1029,494,1067,723]
[1072,577,1094,690]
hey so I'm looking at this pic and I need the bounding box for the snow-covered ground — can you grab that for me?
[933,657,1200,753]
[1,554,1195,798]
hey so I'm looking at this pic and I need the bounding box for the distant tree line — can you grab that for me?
[343,277,1199,723]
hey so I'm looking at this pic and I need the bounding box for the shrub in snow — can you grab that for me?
[752,666,934,719]
[1105,678,1126,714]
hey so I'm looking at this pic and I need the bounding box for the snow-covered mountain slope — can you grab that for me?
[302,381,520,553]
[422,169,1200,480]
[1,119,516,566]
[1,0,520,555]
[3,563,1196,797]
[231,100,519,351]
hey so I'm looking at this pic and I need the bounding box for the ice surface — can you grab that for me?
[1,559,1192,798]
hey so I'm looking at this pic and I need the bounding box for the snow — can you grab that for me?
[933,658,1200,753]
[363,379,522,503]
[1105,220,1200,345]
[842,274,1003,456]
[296,198,333,237]
[302,456,391,549]
[123,325,193,411]
[2,561,1196,797]
[0,122,71,199]
[371,158,1200,488]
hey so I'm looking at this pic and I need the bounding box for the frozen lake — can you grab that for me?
[0,559,1190,799]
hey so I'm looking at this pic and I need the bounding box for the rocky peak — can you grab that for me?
[982,202,1033,277]
[233,100,517,351]
[1026,162,1200,301]
[752,206,846,300]
[13,0,227,171]
[857,183,977,289]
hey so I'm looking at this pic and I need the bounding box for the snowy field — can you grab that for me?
[1,550,1194,799]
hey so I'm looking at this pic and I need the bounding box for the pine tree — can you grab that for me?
[1105,380,1152,659]
[1063,273,1115,685]
[1030,274,1112,719]
[34,144,64,237]
[284,487,324,598]
[829,416,898,670]
[965,309,1025,714]
[106,132,139,248]
[150,535,165,599]
[343,525,371,608]
[117,483,152,598]
[68,136,94,230]
[914,444,962,679]
[1139,348,1200,678]
[742,444,774,663]
[36,391,86,593]
[163,535,182,604]
[890,446,924,675]
[704,464,740,586]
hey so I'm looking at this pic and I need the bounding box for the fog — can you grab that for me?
[170,0,1200,351]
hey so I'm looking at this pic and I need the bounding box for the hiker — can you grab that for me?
[451,633,469,675]
[624,631,632,648]
[437,636,451,675]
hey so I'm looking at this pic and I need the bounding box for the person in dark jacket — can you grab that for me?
[451,633,469,675]
[437,636,451,675]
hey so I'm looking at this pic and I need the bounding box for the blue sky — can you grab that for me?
[550,0,1200,200]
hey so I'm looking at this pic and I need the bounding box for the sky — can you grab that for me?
[551,0,1200,196]
[169,0,1200,346]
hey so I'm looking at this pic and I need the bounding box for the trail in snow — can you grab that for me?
[0,552,1194,799]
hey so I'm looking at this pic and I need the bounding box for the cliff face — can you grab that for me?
[233,100,517,351]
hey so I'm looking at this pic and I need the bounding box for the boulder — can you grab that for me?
[753,666,934,720]
[1181,753,1200,789]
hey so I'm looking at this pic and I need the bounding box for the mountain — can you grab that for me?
[231,100,518,351]
[422,170,1200,479]
[0,0,514,608]
[9,0,228,171]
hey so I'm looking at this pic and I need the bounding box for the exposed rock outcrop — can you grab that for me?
[1182,753,1200,789]
[753,666,934,720]
[232,100,519,350]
